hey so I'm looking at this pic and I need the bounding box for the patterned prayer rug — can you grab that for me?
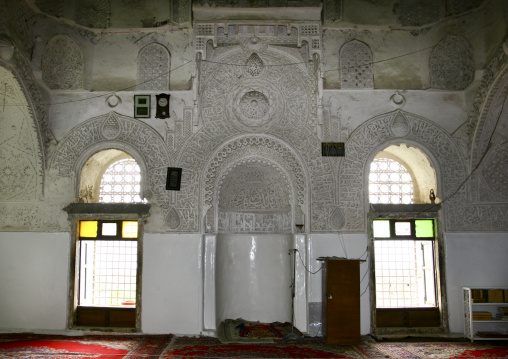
[162,336,364,358]
[218,318,304,343]
[356,340,508,359]
[0,334,172,359]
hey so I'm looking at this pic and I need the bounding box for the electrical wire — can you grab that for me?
[296,249,323,275]
[1,18,499,108]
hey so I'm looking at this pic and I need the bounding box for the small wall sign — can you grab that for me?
[134,95,151,118]
[322,142,345,157]
[166,167,182,191]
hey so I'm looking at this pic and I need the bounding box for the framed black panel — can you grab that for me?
[166,167,182,191]
[322,142,345,157]
[134,95,151,118]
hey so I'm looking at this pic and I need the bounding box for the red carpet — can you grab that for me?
[1,334,507,358]
[0,334,172,358]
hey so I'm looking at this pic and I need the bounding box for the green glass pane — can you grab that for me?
[415,219,434,237]
[373,220,390,238]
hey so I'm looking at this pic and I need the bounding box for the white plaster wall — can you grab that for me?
[445,233,508,334]
[141,233,202,335]
[215,234,293,325]
[0,232,69,332]
[307,233,371,335]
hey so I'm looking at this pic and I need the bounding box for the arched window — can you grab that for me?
[99,159,143,203]
[78,149,145,204]
[369,158,414,204]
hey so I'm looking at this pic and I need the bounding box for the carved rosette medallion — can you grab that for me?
[227,80,283,133]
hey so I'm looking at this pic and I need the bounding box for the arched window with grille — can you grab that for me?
[369,158,414,204]
[99,159,143,203]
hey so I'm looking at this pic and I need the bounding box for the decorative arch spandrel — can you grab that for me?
[337,110,467,232]
[49,112,181,232]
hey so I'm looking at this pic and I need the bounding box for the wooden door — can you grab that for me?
[323,259,361,344]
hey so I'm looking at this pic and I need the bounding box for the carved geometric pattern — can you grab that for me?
[75,0,111,28]
[0,67,43,202]
[42,35,84,90]
[137,43,170,91]
[245,53,264,77]
[171,0,191,24]
[430,36,475,91]
[338,110,466,232]
[340,40,374,89]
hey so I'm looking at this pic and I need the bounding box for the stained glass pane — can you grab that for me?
[122,221,138,238]
[415,219,434,238]
[80,221,98,238]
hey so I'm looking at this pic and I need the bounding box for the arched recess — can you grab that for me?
[371,144,438,204]
[202,135,308,233]
[339,39,374,89]
[337,110,466,232]
[1,48,55,168]
[137,43,170,91]
[0,65,43,203]
[41,35,84,90]
[50,112,172,229]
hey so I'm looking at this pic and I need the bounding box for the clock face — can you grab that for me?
[158,97,168,107]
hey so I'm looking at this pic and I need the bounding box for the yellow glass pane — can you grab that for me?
[80,221,98,238]
[415,219,434,238]
[122,221,138,238]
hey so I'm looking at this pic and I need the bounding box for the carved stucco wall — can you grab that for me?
[189,37,336,233]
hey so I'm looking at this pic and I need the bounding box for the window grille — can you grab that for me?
[78,220,139,307]
[99,159,143,203]
[373,219,437,309]
[369,158,414,204]
[80,240,137,307]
